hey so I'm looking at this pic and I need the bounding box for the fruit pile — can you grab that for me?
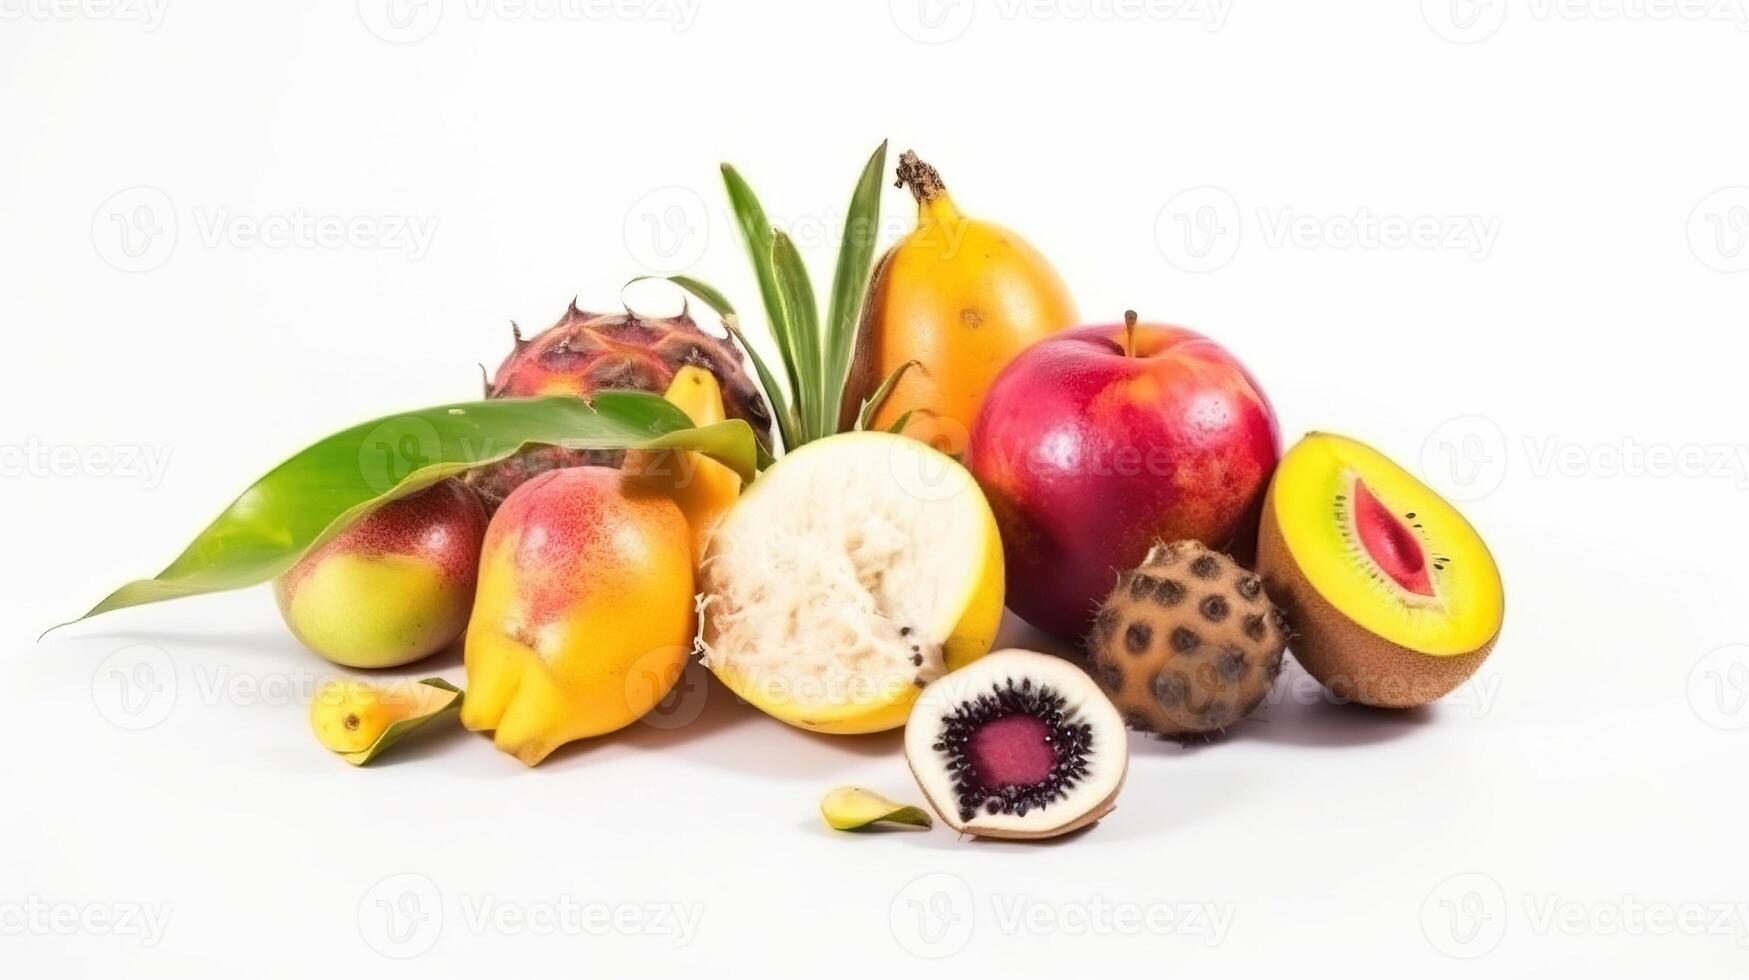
[72,143,1504,842]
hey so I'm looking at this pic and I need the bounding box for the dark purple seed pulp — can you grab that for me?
[930,679,1095,824]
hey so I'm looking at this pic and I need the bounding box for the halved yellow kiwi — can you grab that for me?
[1256,433,1503,708]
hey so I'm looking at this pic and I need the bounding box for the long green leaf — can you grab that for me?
[856,359,919,431]
[770,230,822,436]
[650,273,795,459]
[67,393,757,625]
[720,165,804,413]
[825,142,889,430]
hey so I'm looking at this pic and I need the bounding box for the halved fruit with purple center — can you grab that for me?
[905,649,1127,840]
[1256,432,1504,708]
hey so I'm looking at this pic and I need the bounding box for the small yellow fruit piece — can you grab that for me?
[624,365,743,565]
[821,786,932,831]
[309,678,462,765]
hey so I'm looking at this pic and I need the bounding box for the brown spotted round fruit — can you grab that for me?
[1088,540,1286,738]
[466,301,772,511]
[905,649,1127,840]
[1256,433,1504,708]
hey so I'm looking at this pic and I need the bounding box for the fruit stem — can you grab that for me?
[894,150,947,204]
[1123,310,1139,358]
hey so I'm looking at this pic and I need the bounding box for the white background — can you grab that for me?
[3,1,1747,976]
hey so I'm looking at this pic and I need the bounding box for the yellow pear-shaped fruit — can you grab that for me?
[843,150,1077,454]
[461,467,695,765]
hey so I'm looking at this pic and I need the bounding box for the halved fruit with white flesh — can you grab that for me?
[905,649,1128,840]
[1256,432,1504,707]
[699,431,1005,733]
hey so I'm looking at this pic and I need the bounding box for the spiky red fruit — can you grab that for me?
[466,301,772,511]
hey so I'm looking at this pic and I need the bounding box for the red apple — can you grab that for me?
[965,313,1280,642]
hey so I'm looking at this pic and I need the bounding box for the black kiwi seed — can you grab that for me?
[1153,578,1187,606]
[1153,671,1187,706]
[1171,626,1201,652]
[1190,555,1220,579]
[1242,614,1267,641]
[1236,575,1262,600]
[1200,594,1230,622]
[1125,621,1153,654]
[911,653,924,666]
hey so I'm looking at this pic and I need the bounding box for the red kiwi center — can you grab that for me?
[966,714,1056,788]
[1353,479,1434,597]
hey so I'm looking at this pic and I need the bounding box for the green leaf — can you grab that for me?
[651,273,797,457]
[825,141,889,431]
[770,230,822,436]
[856,360,919,431]
[67,393,757,625]
[339,679,464,766]
[886,410,916,436]
[721,164,805,414]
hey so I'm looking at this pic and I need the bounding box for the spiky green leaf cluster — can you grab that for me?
[659,142,902,453]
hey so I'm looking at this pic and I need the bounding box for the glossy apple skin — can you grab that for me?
[965,322,1280,642]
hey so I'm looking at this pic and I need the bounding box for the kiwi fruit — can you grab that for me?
[1256,432,1504,708]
